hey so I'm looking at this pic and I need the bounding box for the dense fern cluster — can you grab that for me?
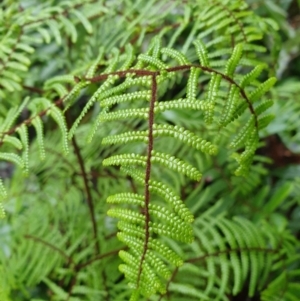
[0,0,299,300]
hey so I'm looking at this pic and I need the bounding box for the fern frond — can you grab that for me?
[153,124,217,155]
[151,151,201,181]
[69,75,120,138]
[102,130,148,145]
[100,91,151,108]
[16,125,29,175]
[108,208,145,225]
[230,116,255,149]
[154,98,212,112]
[205,73,222,123]
[0,152,25,169]
[71,9,93,34]
[138,54,167,70]
[254,99,273,116]
[149,204,193,243]
[161,47,189,65]
[249,77,277,104]
[107,193,144,206]
[121,167,194,223]
[240,64,266,88]
[99,108,149,122]
[167,212,282,300]
[49,106,69,154]
[32,117,46,161]
[103,153,147,168]
[186,67,201,101]
[0,1,287,300]
[0,179,7,219]
[219,85,240,126]
[2,136,23,150]
[194,39,210,67]
[120,44,136,71]
[258,114,274,130]
[225,43,243,77]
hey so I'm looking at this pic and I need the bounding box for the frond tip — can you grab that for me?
[0,179,7,219]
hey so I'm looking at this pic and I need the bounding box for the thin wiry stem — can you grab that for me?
[137,75,157,286]
[24,234,74,265]
[158,247,277,300]
[65,111,99,254]
[0,63,257,148]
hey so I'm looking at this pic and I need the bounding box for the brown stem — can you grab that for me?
[65,112,99,255]
[24,234,74,265]
[77,248,126,270]
[158,247,277,300]
[136,75,157,286]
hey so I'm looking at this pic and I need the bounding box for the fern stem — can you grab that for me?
[23,0,98,27]
[22,85,44,94]
[65,112,100,255]
[214,0,247,44]
[186,247,276,263]
[0,27,23,75]
[85,65,258,128]
[166,65,258,127]
[77,248,126,270]
[137,75,157,286]
[24,234,74,265]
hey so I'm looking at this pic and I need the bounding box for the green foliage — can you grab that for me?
[0,0,300,300]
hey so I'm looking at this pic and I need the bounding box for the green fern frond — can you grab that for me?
[108,208,145,225]
[2,136,23,150]
[0,179,7,219]
[174,213,282,300]
[121,167,194,223]
[240,64,267,88]
[230,116,255,149]
[0,1,291,300]
[0,97,29,132]
[120,44,136,71]
[153,124,218,155]
[149,205,193,242]
[45,75,77,87]
[49,106,69,154]
[154,98,212,112]
[103,153,147,168]
[249,77,277,104]
[149,180,194,223]
[71,9,93,34]
[17,125,29,175]
[225,43,243,77]
[194,39,210,67]
[151,151,201,181]
[107,193,144,206]
[254,100,274,116]
[138,54,167,70]
[62,81,88,107]
[46,19,62,45]
[99,108,149,122]
[0,153,24,168]
[69,75,119,138]
[102,130,148,145]
[205,73,222,123]
[161,47,189,65]
[100,91,151,108]
[186,67,201,101]
[219,85,240,126]
[31,118,46,161]
[258,114,274,130]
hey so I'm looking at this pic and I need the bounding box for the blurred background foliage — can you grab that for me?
[0,0,300,300]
